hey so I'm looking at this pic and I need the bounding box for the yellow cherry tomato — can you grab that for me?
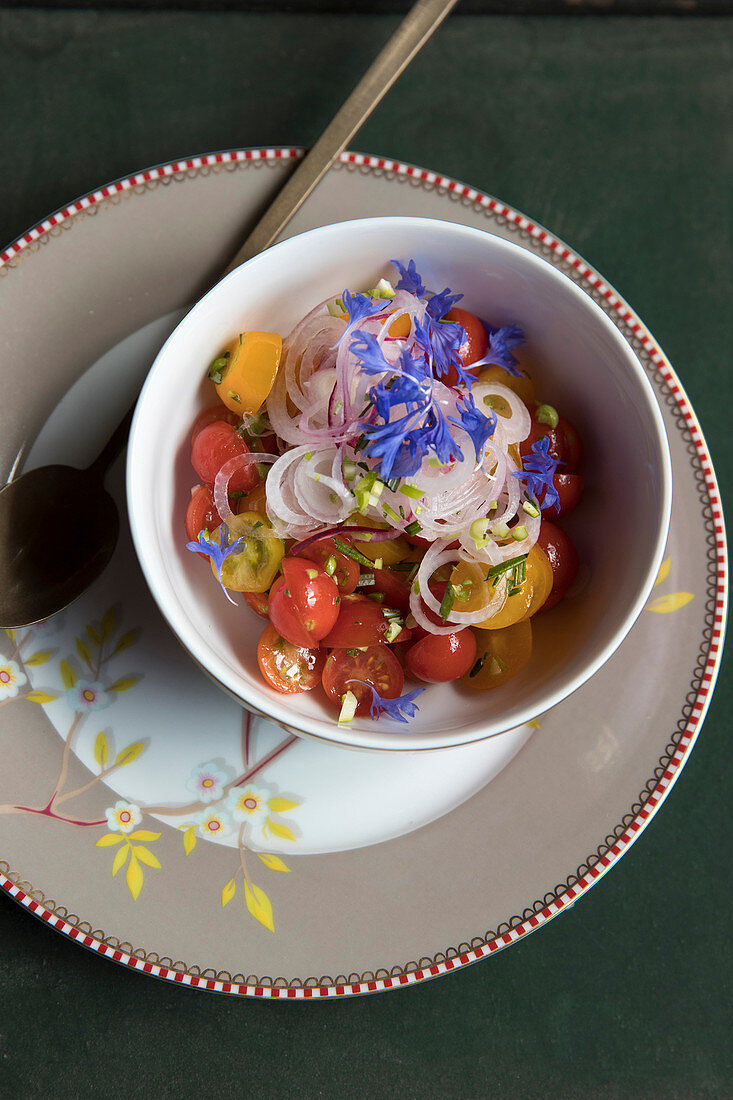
[520,544,553,619]
[477,363,536,407]
[451,544,552,630]
[214,331,282,415]
[463,620,533,690]
[211,511,284,593]
[387,311,412,339]
[236,481,267,519]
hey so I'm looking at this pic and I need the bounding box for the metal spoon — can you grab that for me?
[0,0,457,629]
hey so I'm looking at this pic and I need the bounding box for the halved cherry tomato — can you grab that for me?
[236,481,267,518]
[536,521,579,611]
[296,536,359,594]
[320,594,401,648]
[445,307,489,368]
[477,363,536,408]
[212,512,284,593]
[213,330,282,415]
[464,621,533,690]
[243,590,269,618]
[190,406,241,446]
[405,628,477,683]
[449,544,553,630]
[191,421,259,493]
[257,623,326,694]
[540,472,584,518]
[185,484,221,542]
[267,557,340,648]
[520,409,583,473]
[322,645,404,716]
[371,567,412,615]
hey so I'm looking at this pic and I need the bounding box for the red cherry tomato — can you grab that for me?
[190,405,241,447]
[243,590,269,618]
[405,629,477,684]
[320,594,400,648]
[371,568,412,615]
[322,645,404,716]
[296,537,359,594]
[541,473,584,518]
[184,484,222,542]
[190,421,259,493]
[257,623,326,694]
[267,557,340,648]
[520,410,583,473]
[536,520,579,611]
[445,308,489,367]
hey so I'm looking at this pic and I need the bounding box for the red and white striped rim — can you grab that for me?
[0,148,727,998]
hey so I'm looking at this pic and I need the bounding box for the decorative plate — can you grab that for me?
[0,149,726,999]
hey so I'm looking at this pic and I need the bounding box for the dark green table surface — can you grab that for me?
[0,10,730,1097]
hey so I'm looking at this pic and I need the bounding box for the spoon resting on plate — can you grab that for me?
[0,0,458,630]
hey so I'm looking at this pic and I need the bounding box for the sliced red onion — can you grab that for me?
[212,452,278,524]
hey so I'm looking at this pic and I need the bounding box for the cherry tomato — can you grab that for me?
[257,623,326,694]
[464,621,533,690]
[243,590,269,618]
[541,472,584,518]
[184,484,221,542]
[536,520,579,611]
[190,406,240,447]
[445,308,489,368]
[322,645,404,716]
[520,409,583,473]
[213,512,284,594]
[371,567,412,615]
[296,537,359,594]
[191,421,259,493]
[267,557,340,648]
[236,481,267,518]
[476,363,536,408]
[320,594,401,648]
[405,628,477,684]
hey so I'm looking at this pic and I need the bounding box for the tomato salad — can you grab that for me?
[184,261,583,724]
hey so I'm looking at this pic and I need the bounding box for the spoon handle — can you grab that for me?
[87,404,136,480]
[223,0,459,273]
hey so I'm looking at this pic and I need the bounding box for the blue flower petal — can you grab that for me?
[368,685,425,722]
[513,436,562,511]
[391,259,426,297]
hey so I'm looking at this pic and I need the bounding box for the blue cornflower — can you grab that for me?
[482,323,526,377]
[350,330,392,376]
[425,286,463,321]
[186,525,246,605]
[412,315,471,385]
[368,685,425,723]
[391,258,426,297]
[362,405,427,478]
[449,391,497,461]
[514,436,562,511]
[333,289,387,348]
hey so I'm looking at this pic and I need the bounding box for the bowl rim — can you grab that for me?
[127,215,673,751]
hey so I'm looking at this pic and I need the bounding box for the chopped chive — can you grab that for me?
[367,591,385,603]
[306,569,318,580]
[384,477,400,492]
[536,403,559,428]
[239,333,243,346]
[338,691,358,724]
[512,526,528,541]
[439,583,456,621]
[333,538,375,568]
[382,503,401,525]
[228,491,245,500]
[469,657,485,678]
[228,391,241,404]
[384,621,402,643]
[342,459,357,481]
[356,573,375,588]
[522,501,541,518]
[207,356,229,385]
[485,554,528,580]
[405,520,422,537]
[252,520,263,530]
[400,483,424,500]
[324,555,337,576]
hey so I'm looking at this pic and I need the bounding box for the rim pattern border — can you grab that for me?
[0,147,727,998]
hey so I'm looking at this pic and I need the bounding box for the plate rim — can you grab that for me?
[0,146,728,1000]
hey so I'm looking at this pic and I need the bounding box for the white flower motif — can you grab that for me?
[105,801,143,834]
[226,784,272,825]
[66,680,111,712]
[185,761,230,803]
[195,809,232,840]
[0,660,26,701]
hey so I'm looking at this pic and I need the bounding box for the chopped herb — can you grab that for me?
[324,555,337,576]
[252,520,263,530]
[382,503,401,525]
[383,621,402,643]
[306,569,318,580]
[469,657,485,679]
[346,647,361,658]
[512,525,528,541]
[338,691,358,724]
[228,391,241,404]
[400,483,424,500]
[439,583,456,621]
[228,491,245,500]
[333,538,375,568]
[522,500,541,518]
[367,591,385,603]
[207,355,229,385]
[485,554,528,580]
[405,521,422,536]
[239,333,243,346]
[536,403,559,428]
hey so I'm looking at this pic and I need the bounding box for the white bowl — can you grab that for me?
[127,217,672,751]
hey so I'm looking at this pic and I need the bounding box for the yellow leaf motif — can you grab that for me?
[75,638,91,665]
[5,629,15,641]
[115,742,145,767]
[112,844,130,877]
[25,691,58,704]
[128,830,161,841]
[654,557,671,588]
[244,881,274,932]
[109,677,140,693]
[86,624,102,647]
[126,853,144,900]
[257,852,291,873]
[59,660,76,690]
[183,827,197,855]
[527,718,541,730]
[267,798,299,813]
[648,592,695,614]
[25,652,53,667]
[96,833,125,847]
[113,630,138,654]
[221,878,237,907]
[101,606,116,641]
[267,820,296,842]
[94,732,109,768]
[133,845,161,869]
